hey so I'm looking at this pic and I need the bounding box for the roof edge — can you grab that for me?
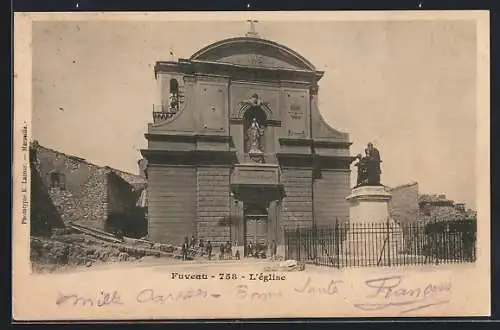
[189,36,317,71]
[30,141,144,181]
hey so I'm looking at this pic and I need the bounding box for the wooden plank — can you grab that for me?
[68,223,123,244]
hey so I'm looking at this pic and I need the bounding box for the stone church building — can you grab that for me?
[141,32,353,252]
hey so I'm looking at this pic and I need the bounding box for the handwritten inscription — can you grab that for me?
[56,290,123,308]
[353,275,452,314]
[53,274,454,315]
[136,288,209,304]
[294,276,343,296]
[235,285,283,300]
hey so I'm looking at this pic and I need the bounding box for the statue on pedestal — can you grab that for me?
[355,142,382,187]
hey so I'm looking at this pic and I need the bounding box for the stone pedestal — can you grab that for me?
[346,185,392,223]
[343,185,403,266]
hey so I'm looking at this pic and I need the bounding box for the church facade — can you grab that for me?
[141,34,353,252]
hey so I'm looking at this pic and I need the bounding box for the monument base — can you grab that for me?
[346,185,392,223]
[344,184,403,266]
[342,220,404,266]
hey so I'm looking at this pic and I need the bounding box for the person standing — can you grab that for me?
[182,236,189,261]
[199,238,205,256]
[270,240,277,260]
[206,241,212,260]
[219,244,225,260]
[225,241,232,260]
[247,241,254,257]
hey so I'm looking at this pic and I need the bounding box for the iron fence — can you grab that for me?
[284,219,476,268]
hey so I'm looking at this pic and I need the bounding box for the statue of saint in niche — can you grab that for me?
[168,93,179,112]
[355,142,382,187]
[246,117,264,154]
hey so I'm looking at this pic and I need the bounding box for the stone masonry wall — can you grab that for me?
[72,167,108,230]
[281,168,313,228]
[196,166,231,245]
[313,170,350,225]
[147,165,197,244]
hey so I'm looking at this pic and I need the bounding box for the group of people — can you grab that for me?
[181,235,213,261]
[219,241,241,260]
[246,240,277,260]
[180,236,238,261]
[180,235,278,261]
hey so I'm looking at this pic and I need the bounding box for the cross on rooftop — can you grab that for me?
[246,20,260,37]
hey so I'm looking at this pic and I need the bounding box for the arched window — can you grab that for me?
[168,78,179,112]
[169,78,179,94]
[243,106,267,153]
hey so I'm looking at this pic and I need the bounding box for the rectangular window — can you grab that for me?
[50,172,66,190]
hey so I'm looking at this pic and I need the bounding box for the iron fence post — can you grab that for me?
[280,216,476,269]
[335,218,340,268]
[386,217,391,267]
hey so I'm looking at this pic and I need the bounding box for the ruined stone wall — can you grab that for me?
[106,171,145,236]
[32,146,108,230]
[71,167,108,230]
[107,172,137,215]
[388,182,419,224]
[114,169,147,190]
[30,163,64,236]
[31,144,148,235]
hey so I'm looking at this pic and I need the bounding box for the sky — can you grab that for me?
[31,18,478,209]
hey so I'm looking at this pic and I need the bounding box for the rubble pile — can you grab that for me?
[31,236,123,272]
[30,232,175,273]
[264,260,306,272]
[30,223,224,273]
[123,237,176,254]
[171,244,210,260]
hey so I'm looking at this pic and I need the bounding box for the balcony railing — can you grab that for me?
[152,104,178,123]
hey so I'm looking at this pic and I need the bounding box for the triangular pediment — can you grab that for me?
[189,37,316,71]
